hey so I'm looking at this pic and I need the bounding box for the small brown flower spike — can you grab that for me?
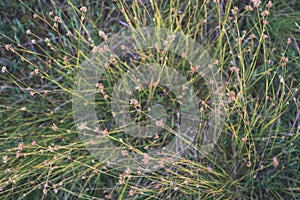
[3,155,9,164]
[98,30,107,40]
[251,0,261,8]
[273,157,279,168]
[266,1,273,8]
[1,66,7,73]
[80,7,87,13]
[51,123,58,131]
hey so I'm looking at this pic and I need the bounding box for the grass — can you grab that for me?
[0,0,299,199]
